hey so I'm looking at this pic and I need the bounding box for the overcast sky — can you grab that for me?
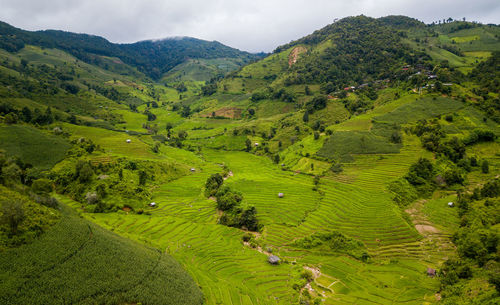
[0,0,499,52]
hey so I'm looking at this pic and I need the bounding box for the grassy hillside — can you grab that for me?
[0,124,70,169]
[0,204,203,305]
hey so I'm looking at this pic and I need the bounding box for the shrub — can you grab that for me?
[481,179,500,198]
[388,179,419,207]
[205,173,223,197]
[306,95,327,113]
[406,158,434,185]
[242,233,253,242]
[0,199,25,235]
[32,194,59,209]
[482,160,490,174]
[85,192,99,205]
[4,112,18,124]
[444,167,465,186]
[330,163,343,174]
[250,92,268,102]
[291,231,368,260]
[215,187,242,211]
[238,206,259,231]
[31,178,53,195]
[76,161,94,183]
[301,270,314,282]
[464,129,497,145]
[138,170,147,186]
[390,131,402,144]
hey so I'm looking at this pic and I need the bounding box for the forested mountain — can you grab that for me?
[276,16,428,88]
[0,21,261,79]
[0,15,499,305]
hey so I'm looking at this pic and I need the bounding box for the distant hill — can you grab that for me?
[210,15,499,98]
[272,16,429,88]
[0,21,262,79]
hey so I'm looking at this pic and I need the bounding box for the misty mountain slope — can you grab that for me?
[0,21,262,79]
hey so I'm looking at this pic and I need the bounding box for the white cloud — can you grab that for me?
[0,0,498,52]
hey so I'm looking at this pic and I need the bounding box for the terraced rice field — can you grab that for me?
[72,145,448,304]
[61,123,160,159]
[62,93,466,304]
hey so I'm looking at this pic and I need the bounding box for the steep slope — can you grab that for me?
[0,201,203,305]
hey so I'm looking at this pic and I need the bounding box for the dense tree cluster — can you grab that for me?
[469,52,500,122]
[0,104,55,125]
[276,16,429,90]
[204,172,261,231]
[439,180,500,303]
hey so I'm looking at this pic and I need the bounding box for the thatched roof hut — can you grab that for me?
[268,255,280,265]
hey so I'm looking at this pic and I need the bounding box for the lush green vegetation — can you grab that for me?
[0,15,499,305]
[0,204,203,305]
[0,124,70,170]
[438,179,499,304]
[0,185,60,250]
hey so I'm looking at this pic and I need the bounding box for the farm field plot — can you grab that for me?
[0,124,71,169]
[60,123,159,159]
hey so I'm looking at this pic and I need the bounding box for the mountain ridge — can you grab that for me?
[0,20,263,80]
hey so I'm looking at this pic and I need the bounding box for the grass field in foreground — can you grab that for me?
[0,204,203,305]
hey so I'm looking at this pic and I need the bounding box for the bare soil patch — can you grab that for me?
[203,107,242,119]
[288,46,307,67]
[415,224,440,234]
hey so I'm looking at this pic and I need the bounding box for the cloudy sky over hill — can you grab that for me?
[1,0,499,52]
